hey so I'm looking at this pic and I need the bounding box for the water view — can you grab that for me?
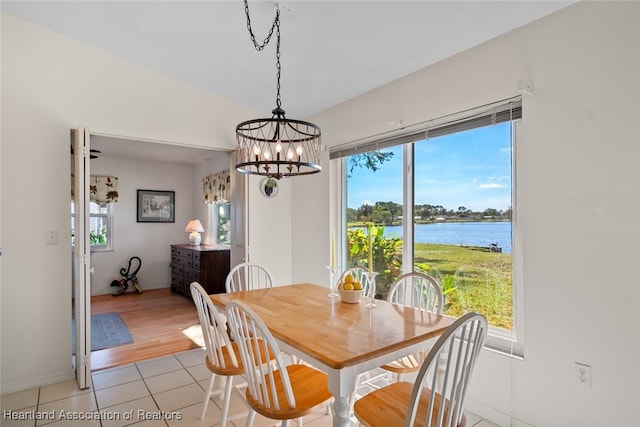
[382,221,512,254]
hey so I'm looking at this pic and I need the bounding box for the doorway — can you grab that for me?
[71,130,238,373]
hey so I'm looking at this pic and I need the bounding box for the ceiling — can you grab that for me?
[88,134,222,165]
[4,1,575,163]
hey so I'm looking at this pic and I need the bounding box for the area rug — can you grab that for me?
[72,312,134,353]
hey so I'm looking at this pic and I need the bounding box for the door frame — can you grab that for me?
[72,126,92,389]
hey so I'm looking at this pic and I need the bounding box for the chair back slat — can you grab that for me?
[387,272,443,314]
[190,282,238,370]
[226,300,295,411]
[406,312,488,427]
[226,263,274,292]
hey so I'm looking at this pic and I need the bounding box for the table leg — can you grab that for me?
[327,367,358,427]
[331,396,351,427]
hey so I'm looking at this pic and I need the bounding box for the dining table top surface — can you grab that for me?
[210,283,456,370]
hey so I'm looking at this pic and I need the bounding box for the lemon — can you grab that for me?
[343,283,355,291]
[344,274,354,284]
[354,281,363,290]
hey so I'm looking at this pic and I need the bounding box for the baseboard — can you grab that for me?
[465,398,536,427]
[465,399,511,427]
[0,368,75,396]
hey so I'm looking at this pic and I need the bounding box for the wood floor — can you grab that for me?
[89,288,204,371]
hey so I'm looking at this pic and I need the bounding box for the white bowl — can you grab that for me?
[338,288,363,303]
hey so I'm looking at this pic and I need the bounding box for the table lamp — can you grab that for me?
[185,219,204,245]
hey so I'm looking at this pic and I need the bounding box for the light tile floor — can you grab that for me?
[1,348,500,427]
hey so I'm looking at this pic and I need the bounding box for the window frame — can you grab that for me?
[331,96,523,357]
[89,202,113,252]
[71,201,114,252]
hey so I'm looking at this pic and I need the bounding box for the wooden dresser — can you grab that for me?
[170,244,230,296]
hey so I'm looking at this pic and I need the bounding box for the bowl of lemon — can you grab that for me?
[337,274,364,303]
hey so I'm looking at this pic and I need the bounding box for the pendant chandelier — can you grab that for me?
[235,1,322,180]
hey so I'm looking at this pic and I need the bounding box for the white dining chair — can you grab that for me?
[382,272,444,380]
[225,262,273,292]
[190,282,246,425]
[354,312,488,427]
[354,272,444,401]
[225,300,333,427]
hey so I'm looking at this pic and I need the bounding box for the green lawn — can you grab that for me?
[414,243,513,330]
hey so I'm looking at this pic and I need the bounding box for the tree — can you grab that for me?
[374,201,402,224]
[347,151,394,176]
[371,206,392,224]
[346,207,358,222]
[457,206,471,217]
[503,206,512,220]
[483,208,500,218]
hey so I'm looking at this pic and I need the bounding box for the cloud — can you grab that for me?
[478,183,506,189]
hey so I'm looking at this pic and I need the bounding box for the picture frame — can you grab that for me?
[260,177,279,198]
[137,190,175,223]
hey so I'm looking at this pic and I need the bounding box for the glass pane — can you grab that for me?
[216,202,231,244]
[345,145,404,299]
[89,202,109,247]
[71,202,112,250]
[413,123,513,331]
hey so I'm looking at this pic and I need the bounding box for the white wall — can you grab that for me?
[0,13,258,393]
[246,174,293,287]
[294,2,639,426]
[90,155,196,296]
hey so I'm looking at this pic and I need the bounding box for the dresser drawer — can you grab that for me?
[173,255,194,268]
[171,272,185,288]
[171,263,184,275]
[184,267,199,283]
[174,247,193,259]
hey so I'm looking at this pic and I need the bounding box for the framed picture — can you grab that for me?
[260,177,279,198]
[137,190,175,223]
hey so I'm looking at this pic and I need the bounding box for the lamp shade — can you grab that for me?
[185,220,204,233]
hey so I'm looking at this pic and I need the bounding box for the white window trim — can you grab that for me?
[90,203,114,252]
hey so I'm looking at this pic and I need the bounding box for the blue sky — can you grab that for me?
[347,123,512,212]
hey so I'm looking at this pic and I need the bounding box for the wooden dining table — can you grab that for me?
[210,283,456,427]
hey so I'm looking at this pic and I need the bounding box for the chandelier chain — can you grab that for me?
[243,1,282,110]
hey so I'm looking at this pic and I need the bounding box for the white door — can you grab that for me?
[230,156,248,267]
[72,127,92,389]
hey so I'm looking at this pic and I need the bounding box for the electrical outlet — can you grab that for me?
[46,229,58,245]
[575,362,591,388]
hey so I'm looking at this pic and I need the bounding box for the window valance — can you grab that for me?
[203,170,230,203]
[71,175,119,204]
